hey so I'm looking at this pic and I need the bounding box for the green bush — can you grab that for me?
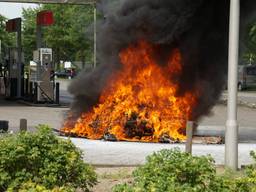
[234,151,256,192]
[113,148,233,192]
[0,125,97,192]
[7,181,75,192]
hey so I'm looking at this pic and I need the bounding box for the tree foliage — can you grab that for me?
[243,22,256,64]
[22,7,40,64]
[21,4,95,69]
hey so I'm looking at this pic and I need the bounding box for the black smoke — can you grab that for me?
[66,0,255,125]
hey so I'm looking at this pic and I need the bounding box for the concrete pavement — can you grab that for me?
[0,98,68,132]
[56,79,73,105]
[68,137,256,167]
[221,91,256,108]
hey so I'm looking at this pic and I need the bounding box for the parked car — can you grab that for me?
[55,70,70,78]
[238,65,256,91]
[55,68,76,79]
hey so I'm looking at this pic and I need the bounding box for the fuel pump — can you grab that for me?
[5,48,24,98]
[4,18,23,99]
[31,48,54,103]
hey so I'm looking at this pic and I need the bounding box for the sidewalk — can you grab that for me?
[68,137,256,167]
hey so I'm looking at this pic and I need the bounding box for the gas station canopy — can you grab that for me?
[0,0,96,4]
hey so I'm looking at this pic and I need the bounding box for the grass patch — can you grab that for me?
[96,167,135,180]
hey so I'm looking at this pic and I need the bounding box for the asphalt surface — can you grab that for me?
[0,99,68,132]
[0,79,256,138]
[1,79,256,166]
[57,79,73,105]
[222,91,256,105]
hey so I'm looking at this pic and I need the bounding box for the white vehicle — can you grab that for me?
[238,65,256,91]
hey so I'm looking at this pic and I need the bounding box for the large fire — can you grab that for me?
[63,41,198,142]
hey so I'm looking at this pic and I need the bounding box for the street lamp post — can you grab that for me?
[225,0,240,170]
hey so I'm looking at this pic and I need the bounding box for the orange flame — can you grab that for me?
[63,41,197,142]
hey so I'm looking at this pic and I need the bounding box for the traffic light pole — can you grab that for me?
[225,0,240,170]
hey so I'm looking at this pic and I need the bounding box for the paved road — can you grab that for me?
[1,99,256,141]
[222,91,256,106]
[56,79,73,105]
[1,80,256,167]
[1,79,256,140]
[0,99,68,132]
[200,105,256,127]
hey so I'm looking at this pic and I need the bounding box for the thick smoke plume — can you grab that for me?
[67,0,255,125]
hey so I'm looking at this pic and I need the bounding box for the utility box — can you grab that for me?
[31,48,54,103]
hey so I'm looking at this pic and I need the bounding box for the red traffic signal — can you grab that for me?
[37,10,54,26]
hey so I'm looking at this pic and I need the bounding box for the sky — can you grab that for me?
[0,2,38,19]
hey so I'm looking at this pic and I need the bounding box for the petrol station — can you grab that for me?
[1,11,56,103]
[0,0,247,171]
[0,0,96,104]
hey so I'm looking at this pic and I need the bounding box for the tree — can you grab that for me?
[43,4,95,69]
[22,7,41,64]
[243,22,256,64]
[21,4,95,70]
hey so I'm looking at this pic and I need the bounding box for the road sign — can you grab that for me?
[6,18,21,33]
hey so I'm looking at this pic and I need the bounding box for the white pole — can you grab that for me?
[93,4,97,68]
[225,0,240,170]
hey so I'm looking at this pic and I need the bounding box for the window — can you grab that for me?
[247,67,256,75]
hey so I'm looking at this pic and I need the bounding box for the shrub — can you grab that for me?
[234,151,256,192]
[113,148,232,192]
[7,181,75,192]
[0,125,97,191]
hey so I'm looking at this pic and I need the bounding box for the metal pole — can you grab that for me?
[55,82,60,104]
[17,18,22,98]
[36,25,42,49]
[225,0,240,170]
[93,4,97,68]
[185,121,194,154]
[20,119,27,132]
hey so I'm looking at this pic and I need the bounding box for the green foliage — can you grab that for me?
[7,180,75,192]
[245,23,256,53]
[234,151,256,192]
[113,149,233,192]
[22,7,41,64]
[0,125,97,192]
[243,22,256,64]
[21,5,95,68]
